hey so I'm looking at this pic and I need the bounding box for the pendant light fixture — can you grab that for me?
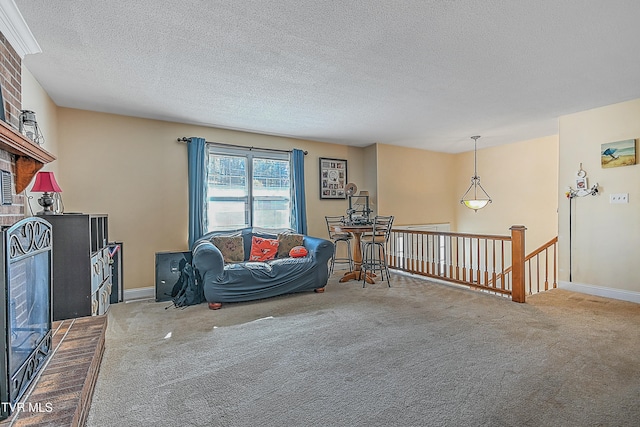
[460,135,492,211]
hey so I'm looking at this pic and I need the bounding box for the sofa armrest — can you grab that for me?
[192,240,225,279]
[303,235,334,264]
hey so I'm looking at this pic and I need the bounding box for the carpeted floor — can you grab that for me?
[86,271,640,427]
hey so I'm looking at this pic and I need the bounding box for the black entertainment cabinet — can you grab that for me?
[44,213,112,321]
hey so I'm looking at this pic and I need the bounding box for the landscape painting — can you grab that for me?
[601,139,636,168]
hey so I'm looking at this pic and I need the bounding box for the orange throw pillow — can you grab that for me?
[289,246,308,258]
[249,236,279,261]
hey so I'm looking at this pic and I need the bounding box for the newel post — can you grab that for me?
[510,225,527,303]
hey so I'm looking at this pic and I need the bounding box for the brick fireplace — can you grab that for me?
[0,14,107,426]
[0,29,55,226]
[0,24,57,422]
[0,32,22,127]
[0,31,26,226]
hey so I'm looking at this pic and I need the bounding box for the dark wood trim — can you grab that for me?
[15,156,44,193]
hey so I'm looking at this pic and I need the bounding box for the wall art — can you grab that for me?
[601,139,636,168]
[319,157,347,199]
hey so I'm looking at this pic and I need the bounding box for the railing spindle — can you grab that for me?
[536,255,540,294]
[500,241,505,290]
[553,242,557,288]
[491,240,496,290]
[472,239,480,285]
[544,248,549,291]
[455,236,460,280]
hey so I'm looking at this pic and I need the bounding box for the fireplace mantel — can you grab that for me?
[0,119,56,193]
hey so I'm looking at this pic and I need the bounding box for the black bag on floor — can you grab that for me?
[170,262,205,307]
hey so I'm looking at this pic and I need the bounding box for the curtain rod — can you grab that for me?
[177,137,308,155]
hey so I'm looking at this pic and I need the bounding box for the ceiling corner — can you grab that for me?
[0,0,40,58]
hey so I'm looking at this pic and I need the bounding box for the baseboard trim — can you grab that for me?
[558,281,640,304]
[123,286,155,302]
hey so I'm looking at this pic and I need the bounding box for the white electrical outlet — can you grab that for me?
[609,193,629,204]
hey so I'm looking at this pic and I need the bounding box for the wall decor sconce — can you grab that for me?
[31,171,62,215]
[19,110,45,145]
[566,163,599,199]
[460,135,492,211]
[566,164,598,282]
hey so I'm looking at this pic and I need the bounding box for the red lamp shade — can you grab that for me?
[31,172,62,193]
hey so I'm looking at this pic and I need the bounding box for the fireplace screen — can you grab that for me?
[1,217,52,420]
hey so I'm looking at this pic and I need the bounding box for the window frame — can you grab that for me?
[204,145,292,232]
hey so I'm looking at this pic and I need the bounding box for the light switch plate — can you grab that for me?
[609,193,629,204]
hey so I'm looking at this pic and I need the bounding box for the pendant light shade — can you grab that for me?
[463,199,490,210]
[460,136,492,212]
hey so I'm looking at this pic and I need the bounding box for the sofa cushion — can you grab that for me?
[276,232,304,258]
[241,229,278,259]
[249,236,279,261]
[211,236,245,263]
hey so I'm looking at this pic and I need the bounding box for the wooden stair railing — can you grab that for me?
[386,226,558,303]
[488,236,558,295]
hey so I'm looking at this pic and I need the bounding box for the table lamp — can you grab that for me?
[31,171,62,215]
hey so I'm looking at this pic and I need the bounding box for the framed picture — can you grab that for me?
[319,157,347,199]
[601,139,636,168]
[575,177,588,190]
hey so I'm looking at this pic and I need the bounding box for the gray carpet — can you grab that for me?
[86,272,640,427]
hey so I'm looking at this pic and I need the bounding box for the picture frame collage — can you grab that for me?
[319,157,347,199]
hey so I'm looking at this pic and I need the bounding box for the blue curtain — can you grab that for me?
[188,137,206,248]
[291,149,307,234]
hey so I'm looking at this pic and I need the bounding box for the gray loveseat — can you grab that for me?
[192,227,334,309]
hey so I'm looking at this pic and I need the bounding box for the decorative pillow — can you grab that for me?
[211,236,244,263]
[249,236,279,262]
[289,246,308,258]
[276,232,304,258]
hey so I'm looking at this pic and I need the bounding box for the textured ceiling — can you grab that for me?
[14,0,640,153]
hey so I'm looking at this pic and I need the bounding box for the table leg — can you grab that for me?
[339,231,376,284]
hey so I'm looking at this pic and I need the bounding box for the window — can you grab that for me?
[205,146,292,231]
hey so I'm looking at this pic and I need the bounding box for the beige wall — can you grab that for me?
[21,67,60,213]
[455,135,559,253]
[375,143,457,226]
[372,138,558,255]
[54,108,365,290]
[558,99,640,297]
[361,144,377,215]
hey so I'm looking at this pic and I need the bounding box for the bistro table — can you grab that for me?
[334,224,377,284]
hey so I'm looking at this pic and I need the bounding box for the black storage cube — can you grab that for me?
[155,251,192,302]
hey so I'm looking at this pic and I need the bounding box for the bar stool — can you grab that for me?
[361,215,394,287]
[325,216,354,274]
